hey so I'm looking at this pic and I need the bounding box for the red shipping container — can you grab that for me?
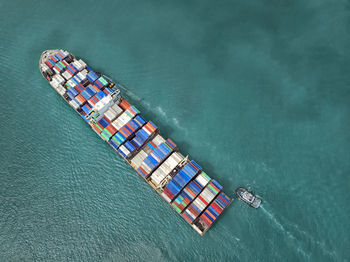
[138,166,147,176]
[91,124,102,134]
[125,123,135,132]
[74,86,82,94]
[119,128,130,139]
[119,99,131,110]
[211,202,223,214]
[57,52,64,59]
[143,124,154,134]
[92,95,99,102]
[197,195,208,206]
[92,84,100,92]
[51,55,58,63]
[200,214,212,226]
[45,60,52,68]
[182,212,193,224]
[66,69,74,76]
[189,206,199,216]
[88,98,96,106]
[97,122,104,130]
[76,94,86,105]
[106,124,117,135]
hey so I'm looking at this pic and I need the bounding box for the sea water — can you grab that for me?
[0,0,349,261]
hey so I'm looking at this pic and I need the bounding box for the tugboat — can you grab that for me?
[236,187,261,208]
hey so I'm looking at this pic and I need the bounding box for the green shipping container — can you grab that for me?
[99,77,108,86]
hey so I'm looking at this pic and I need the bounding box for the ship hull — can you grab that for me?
[39,49,233,235]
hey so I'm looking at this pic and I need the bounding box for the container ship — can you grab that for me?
[39,49,232,236]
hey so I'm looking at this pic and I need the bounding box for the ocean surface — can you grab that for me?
[0,0,349,261]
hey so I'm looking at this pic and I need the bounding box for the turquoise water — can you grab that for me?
[1,0,349,261]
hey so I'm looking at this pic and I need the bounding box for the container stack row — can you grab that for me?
[181,180,223,224]
[111,106,140,131]
[137,139,177,178]
[44,50,117,123]
[171,172,211,214]
[149,152,185,188]
[130,135,165,169]
[116,121,158,159]
[130,121,158,150]
[192,192,231,235]
[161,160,202,203]
[89,100,157,161]
[109,115,146,148]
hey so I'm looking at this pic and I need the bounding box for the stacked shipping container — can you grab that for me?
[130,134,165,169]
[149,152,185,188]
[181,180,223,224]
[192,192,231,235]
[161,160,202,203]
[109,115,146,148]
[171,172,211,213]
[137,139,176,178]
[41,50,232,235]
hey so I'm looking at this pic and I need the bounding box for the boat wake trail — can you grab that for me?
[261,205,336,259]
[260,205,310,259]
[260,206,295,239]
[119,85,187,133]
[118,85,150,107]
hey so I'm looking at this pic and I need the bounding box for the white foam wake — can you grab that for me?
[119,86,187,133]
[260,205,311,259]
[261,205,336,259]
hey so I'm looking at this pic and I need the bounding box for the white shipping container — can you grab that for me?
[50,79,59,89]
[81,69,88,75]
[62,71,72,81]
[186,210,196,220]
[111,104,123,117]
[73,60,84,71]
[161,192,172,203]
[69,99,79,110]
[142,126,151,136]
[202,192,215,202]
[141,162,151,172]
[41,63,49,72]
[104,108,117,122]
[193,198,202,207]
[61,50,69,56]
[77,72,86,81]
[196,200,207,211]
[158,166,168,176]
[150,152,184,186]
[56,85,66,96]
[67,79,76,88]
[152,134,165,146]
[53,67,60,75]
[131,150,148,169]
[197,174,210,187]
[78,59,87,68]
[119,145,130,157]
[54,75,65,85]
